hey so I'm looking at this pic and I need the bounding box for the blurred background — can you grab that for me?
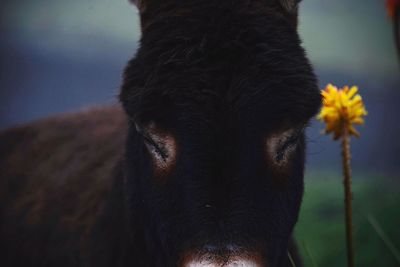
[0,0,399,266]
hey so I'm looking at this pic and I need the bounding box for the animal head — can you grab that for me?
[120,0,321,266]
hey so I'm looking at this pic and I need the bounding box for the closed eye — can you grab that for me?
[135,122,177,170]
[140,130,168,161]
[266,126,305,165]
[275,127,304,162]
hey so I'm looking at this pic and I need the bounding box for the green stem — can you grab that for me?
[342,126,355,267]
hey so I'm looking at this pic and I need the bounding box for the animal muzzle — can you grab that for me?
[179,245,266,267]
[182,258,262,267]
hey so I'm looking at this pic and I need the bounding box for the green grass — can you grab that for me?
[295,170,400,267]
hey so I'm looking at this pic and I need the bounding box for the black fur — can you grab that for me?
[0,0,321,266]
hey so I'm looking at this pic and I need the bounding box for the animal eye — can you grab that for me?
[135,122,177,170]
[266,127,304,165]
[143,134,168,160]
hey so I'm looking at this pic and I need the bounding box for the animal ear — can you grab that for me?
[129,0,145,12]
[279,0,301,13]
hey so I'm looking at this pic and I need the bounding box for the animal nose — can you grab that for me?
[183,258,262,267]
[180,244,266,267]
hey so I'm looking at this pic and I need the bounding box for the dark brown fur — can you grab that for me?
[0,106,127,266]
[0,106,302,267]
[0,1,319,266]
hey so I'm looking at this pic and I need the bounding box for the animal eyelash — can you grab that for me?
[135,128,167,162]
[135,123,169,161]
[275,127,305,162]
[142,134,168,160]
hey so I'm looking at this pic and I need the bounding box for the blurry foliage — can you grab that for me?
[295,171,400,267]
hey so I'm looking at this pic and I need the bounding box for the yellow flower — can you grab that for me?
[317,84,368,140]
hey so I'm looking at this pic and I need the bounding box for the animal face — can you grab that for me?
[121,0,321,266]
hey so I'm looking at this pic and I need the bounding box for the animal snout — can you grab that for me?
[180,244,266,267]
[183,258,262,267]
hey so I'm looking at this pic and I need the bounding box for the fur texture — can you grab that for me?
[0,0,321,266]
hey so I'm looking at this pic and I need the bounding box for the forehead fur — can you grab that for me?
[120,0,321,125]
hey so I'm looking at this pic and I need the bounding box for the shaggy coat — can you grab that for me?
[0,0,321,266]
